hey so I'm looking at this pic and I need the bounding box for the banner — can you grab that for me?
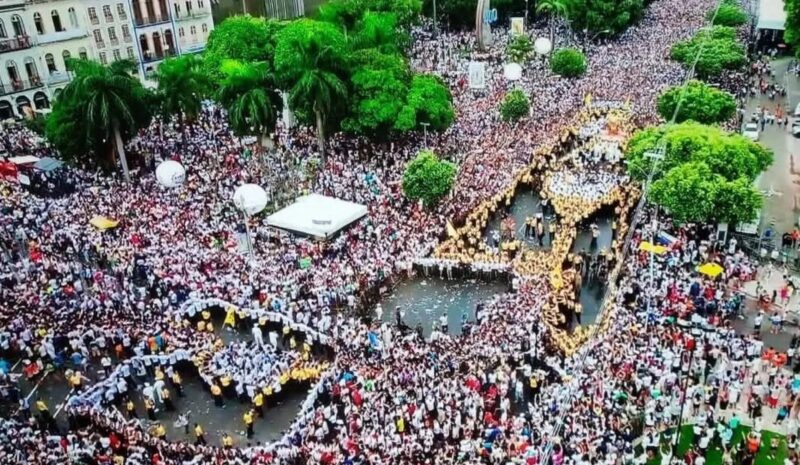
[468,62,486,89]
[510,17,524,36]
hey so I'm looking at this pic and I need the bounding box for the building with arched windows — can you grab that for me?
[0,0,215,119]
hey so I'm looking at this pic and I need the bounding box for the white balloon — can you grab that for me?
[233,184,269,216]
[503,63,523,81]
[534,37,552,55]
[155,160,186,188]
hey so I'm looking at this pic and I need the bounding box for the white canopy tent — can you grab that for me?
[267,194,368,239]
[757,0,786,30]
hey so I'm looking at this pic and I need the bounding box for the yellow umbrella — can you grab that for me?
[639,241,667,255]
[698,262,724,278]
[89,216,119,230]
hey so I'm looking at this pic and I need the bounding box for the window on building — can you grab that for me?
[45,53,56,73]
[199,0,205,8]
[121,24,131,41]
[103,5,113,22]
[127,46,135,59]
[201,23,207,34]
[113,48,121,61]
[174,2,181,15]
[99,52,107,65]
[11,15,25,36]
[62,50,71,70]
[0,20,6,38]
[108,27,117,42]
[68,8,78,28]
[33,13,44,35]
[79,47,88,60]
[178,27,184,37]
[88,7,98,24]
[51,10,63,32]
[93,29,103,45]
[185,0,193,13]
[189,25,196,36]
[117,3,127,19]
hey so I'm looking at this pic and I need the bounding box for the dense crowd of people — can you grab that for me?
[0,0,794,463]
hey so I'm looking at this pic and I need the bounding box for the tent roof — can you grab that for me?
[34,157,63,172]
[267,194,368,239]
[757,0,786,30]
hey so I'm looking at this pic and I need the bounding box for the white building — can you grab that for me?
[0,0,214,118]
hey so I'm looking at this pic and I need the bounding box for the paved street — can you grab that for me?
[746,57,800,235]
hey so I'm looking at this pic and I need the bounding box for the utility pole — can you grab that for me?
[433,0,438,37]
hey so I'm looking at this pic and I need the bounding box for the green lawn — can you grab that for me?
[644,425,787,465]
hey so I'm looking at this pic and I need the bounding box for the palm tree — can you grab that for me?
[217,60,281,148]
[274,20,348,159]
[536,0,570,47]
[153,54,208,129]
[60,59,151,181]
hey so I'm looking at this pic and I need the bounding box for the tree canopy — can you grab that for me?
[507,35,534,63]
[550,48,587,77]
[203,16,284,80]
[626,122,773,184]
[341,50,410,135]
[670,26,745,79]
[710,2,747,27]
[395,74,455,132]
[317,0,422,31]
[217,60,281,144]
[649,162,762,224]
[154,54,210,123]
[500,89,530,122]
[402,150,457,207]
[47,59,152,173]
[628,122,771,224]
[656,80,737,125]
[566,0,645,35]
[786,0,800,56]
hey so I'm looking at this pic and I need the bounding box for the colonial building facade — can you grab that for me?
[0,0,214,119]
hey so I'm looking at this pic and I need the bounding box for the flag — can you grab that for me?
[446,220,458,238]
[223,306,236,327]
[367,331,382,350]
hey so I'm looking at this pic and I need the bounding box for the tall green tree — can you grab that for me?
[566,0,644,35]
[46,59,151,180]
[154,54,209,126]
[402,150,456,207]
[203,15,284,81]
[217,60,281,147]
[274,19,349,157]
[341,50,411,135]
[710,2,747,27]
[395,74,455,132]
[670,26,745,79]
[351,12,407,53]
[656,80,737,124]
[536,0,569,45]
[626,122,773,184]
[785,0,800,55]
[317,0,421,32]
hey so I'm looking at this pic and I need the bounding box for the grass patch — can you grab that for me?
[644,425,787,465]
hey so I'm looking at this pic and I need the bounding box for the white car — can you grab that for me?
[742,122,759,141]
[794,102,800,117]
[793,120,800,137]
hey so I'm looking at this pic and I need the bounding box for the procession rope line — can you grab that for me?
[539,0,727,461]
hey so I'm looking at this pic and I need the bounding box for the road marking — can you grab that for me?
[24,371,50,401]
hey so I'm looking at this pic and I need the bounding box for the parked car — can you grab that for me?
[794,102,800,117]
[793,119,800,137]
[742,122,759,141]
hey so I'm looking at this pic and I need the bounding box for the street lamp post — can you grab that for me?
[524,0,529,31]
[420,122,430,148]
[233,184,269,263]
[433,0,438,37]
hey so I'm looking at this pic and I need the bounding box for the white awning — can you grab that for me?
[757,0,786,30]
[267,194,368,239]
